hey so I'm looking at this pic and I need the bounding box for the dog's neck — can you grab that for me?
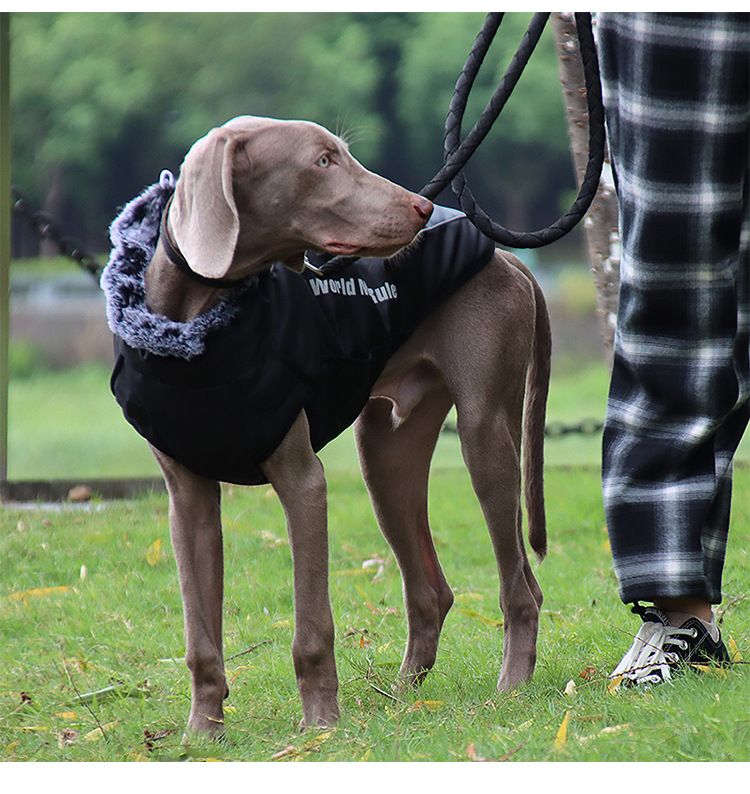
[145,203,308,322]
[144,205,237,321]
[145,244,228,322]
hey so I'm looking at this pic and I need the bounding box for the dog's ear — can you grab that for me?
[169,127,248,280]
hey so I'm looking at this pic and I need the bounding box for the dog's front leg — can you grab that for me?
[151,447,227,738]
[261,412,339,729]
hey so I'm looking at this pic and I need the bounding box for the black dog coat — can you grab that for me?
[101,174,495,485]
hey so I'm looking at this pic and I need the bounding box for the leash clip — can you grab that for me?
[303,255,324,276]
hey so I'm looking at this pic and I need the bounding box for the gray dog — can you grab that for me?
[101,115,551,737]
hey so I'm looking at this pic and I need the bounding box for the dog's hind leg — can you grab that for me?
[261,412,340,729]
[151,447,227,737]
[441,261,546,693]
[355,377,455,685]
[454,394,541,692]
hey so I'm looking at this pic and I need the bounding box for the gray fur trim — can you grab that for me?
[100,172,249,360]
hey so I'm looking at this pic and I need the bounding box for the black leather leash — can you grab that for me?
[318,12,604,278]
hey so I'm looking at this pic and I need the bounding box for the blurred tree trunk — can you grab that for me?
[353,12,420,185]
[552,12,620,369]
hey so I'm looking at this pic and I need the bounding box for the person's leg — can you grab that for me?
[597,12,749,681]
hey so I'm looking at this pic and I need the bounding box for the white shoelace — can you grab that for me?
[611,620,699,684]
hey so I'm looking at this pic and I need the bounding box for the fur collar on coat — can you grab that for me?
[100,171,250,360]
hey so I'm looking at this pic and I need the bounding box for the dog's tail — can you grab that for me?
[520,263,551,560]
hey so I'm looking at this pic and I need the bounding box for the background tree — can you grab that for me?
[10,11,578,258]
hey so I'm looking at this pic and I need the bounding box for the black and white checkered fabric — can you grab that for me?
[597,13,749,604]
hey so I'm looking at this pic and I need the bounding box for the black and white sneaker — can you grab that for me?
[610,604,730,685]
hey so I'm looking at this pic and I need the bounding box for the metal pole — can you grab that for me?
[0,12,10,482]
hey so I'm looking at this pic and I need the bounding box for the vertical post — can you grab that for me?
[0,12,10,482]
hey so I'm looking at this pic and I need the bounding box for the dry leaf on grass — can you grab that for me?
[8,586,72,605]
[364,601,399,616]
[271,745,296,760]
[83,721,118,742]
[270,729,334,761]
[579,665,597,681]
[553,710,571,751]
[406,700,444,713]
[145,538,162,566]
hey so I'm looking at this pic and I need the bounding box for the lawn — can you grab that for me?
[0,362,748,766]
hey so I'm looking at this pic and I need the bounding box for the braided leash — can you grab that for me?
[319,12,605,276]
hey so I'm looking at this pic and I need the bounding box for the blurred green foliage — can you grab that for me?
[9,11,575,255]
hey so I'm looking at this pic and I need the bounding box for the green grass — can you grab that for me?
[1,468,748,762]
[6,364,161,480]
[1,363,748,762]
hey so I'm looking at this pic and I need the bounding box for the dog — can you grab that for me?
[101,115,551,737]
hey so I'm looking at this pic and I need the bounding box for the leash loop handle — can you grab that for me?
[319,11,605,276]
[440,12,604,248]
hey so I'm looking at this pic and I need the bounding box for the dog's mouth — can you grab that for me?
[324,238,418,260]
[324,242,362,256]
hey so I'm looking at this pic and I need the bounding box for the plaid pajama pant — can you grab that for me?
[597,13,750,605]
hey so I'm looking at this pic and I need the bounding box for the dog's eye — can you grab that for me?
[316,154,331,168]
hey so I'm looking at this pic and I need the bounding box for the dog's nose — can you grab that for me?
[413,196,434,223]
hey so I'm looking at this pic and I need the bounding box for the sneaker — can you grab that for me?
[610,604,730,685]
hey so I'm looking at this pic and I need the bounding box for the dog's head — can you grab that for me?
[167,116,433,280]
